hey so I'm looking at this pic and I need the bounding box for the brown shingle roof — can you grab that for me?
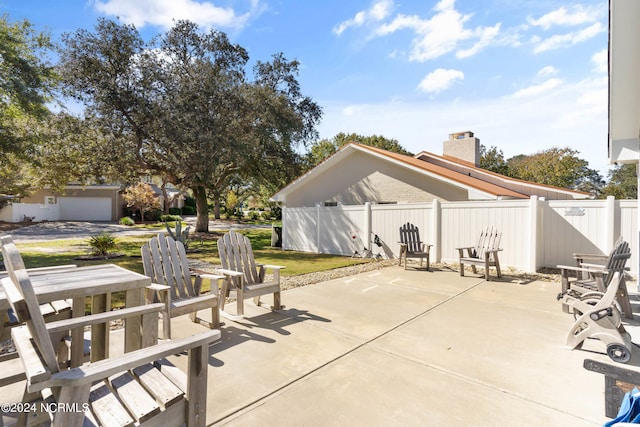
[351,143,529,199]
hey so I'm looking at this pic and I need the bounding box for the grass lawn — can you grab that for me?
[13,228,371,277]
[9,228,373,310]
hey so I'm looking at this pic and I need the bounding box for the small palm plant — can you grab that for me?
[88,232,117,257]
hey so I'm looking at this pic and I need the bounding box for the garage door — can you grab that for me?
[58,197,113,221]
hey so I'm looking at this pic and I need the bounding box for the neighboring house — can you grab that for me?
[22,184,122,221]
[271,131,589,207]
[4,178,187,223]
[146,183,186,211]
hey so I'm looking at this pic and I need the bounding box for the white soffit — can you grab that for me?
[609,0,640,163]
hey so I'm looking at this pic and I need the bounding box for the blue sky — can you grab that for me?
[3,0,610,175]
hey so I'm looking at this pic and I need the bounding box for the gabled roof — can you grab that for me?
[272,143,535,202]
[414,150,591,199]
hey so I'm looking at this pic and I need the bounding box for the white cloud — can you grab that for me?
[317,76,609,174]
[533,22,604,53]
[417,68,464,94]
[93,0,260,30]
[510,78,563,98]
[592,49,607,73]
[528,5,599,30]
[537,66,557,78]
[333,0,394,36]
[456,23,501,59]
[372,0,511,61]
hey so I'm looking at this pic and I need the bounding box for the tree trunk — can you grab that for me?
[214,198,221,219]
[161,181,169,214]
[194,186,209,233]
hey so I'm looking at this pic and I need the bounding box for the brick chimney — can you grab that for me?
[443,131,480,166]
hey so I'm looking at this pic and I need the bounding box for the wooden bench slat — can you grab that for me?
[133,363,184,408]
[109,371,161,423]
[89,380,136,427]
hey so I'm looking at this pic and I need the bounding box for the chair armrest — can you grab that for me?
[44,303,166,335]
[26,329,221,393]
[482,248,502,255]
[147,283,170,292]
[214,268,244,277]
[579,262,612,270]
[262,265,286,271]
[197,273,226,281]
[455,246,475,251]
[557,265,607,281]
[573,253,607,261]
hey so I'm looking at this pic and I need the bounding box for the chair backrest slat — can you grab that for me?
[142,234,196,300]
[399,223,422,253]
[602,240,631,287]
[218,230,261,285]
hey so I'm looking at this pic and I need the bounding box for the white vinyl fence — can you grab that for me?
[0,203,60,223]
[282,196,639,276]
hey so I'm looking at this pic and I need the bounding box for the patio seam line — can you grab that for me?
[365,346,598,425]
[212,278,489,425]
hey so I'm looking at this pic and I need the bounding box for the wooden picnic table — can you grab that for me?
[0,264,152,367]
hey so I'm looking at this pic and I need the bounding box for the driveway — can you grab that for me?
[3,219,270,242]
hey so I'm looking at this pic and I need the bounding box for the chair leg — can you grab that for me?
[253,296,261,307]
[272,292,282,310]
[484,256,491,281]
[237,289,244,317]
[211,306,220,329]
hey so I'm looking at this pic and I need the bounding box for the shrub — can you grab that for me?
[160,214,182,222]
[169,207,182,215]
[181,205,196,215]
[146,208,163,222]
[88,232,117,256]
[248,211,261,221]
[119,216,135,226]
[260,211,272,221]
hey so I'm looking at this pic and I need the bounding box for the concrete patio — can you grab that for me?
[2,265,638,426]
[171,265,639,426]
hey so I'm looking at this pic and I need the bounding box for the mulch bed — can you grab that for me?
[0,221,27,234]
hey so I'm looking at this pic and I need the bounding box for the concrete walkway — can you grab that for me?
[1,265,636,426]
[163,266,638,426]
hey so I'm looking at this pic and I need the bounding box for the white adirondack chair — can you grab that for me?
[142,233,224,339]
[456,226,503,281]
[216,230,284,318]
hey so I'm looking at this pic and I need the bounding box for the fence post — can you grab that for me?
[315,203,321,253]
[528,196,539,273]
[605,196,616,252]
[364,202,372,250]
[432,199,441,262]
[281,206,287,250]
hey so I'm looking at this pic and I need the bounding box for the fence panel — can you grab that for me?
[0,203,60,223]
[283,199,639,276]
[439,200,531,271]
[371,203,432,259]
[543,200,609,268]
[282,207,319,252]
[319,206,366,256]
